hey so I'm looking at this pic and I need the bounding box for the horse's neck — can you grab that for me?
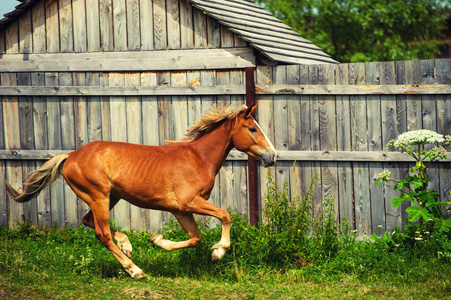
[192,120,235,174]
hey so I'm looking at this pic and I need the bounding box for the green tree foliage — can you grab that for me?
[256,0,451,62]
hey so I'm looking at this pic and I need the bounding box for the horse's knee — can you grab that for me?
[190,237,201,247]
[94,229,113,245]
[222,213,231,226]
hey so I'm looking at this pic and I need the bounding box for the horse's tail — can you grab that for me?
[5,154,69,203]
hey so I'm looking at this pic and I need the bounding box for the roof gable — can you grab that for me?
[0,0,337,65]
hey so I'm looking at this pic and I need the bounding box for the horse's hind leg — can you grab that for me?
[149,212,201,250]
[88,200,145,279]
[64,172,144,279]
[82,196,133,258]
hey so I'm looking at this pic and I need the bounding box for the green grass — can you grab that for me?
[2,173,451,299]
[1,220,451,300]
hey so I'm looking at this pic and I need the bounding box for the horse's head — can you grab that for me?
[232,104,277,167]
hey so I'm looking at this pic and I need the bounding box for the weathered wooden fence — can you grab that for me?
[1,59,450,236]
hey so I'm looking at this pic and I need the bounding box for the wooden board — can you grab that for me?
[0,48,256,72]
[349,63,371,236]
[109,72,130,230]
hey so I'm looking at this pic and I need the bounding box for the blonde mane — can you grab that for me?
[183,105,247,141]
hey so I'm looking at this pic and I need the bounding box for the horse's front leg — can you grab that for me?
[149,212,201,250]
[182,195,231,262]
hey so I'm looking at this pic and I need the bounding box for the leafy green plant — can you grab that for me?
[376,130,451,235]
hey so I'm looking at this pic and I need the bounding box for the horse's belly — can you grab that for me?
[112,185,180,211]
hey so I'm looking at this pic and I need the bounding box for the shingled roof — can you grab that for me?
[0,0,338,65]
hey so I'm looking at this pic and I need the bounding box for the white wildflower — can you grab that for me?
[376,170,391,182]
[389,130,446,150]
[430,146,447,160]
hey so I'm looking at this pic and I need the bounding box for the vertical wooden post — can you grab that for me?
[246,67,259,226]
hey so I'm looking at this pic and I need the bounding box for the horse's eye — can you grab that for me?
[249,128,257,133]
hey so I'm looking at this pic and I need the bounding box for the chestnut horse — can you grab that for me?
[5,104,276,279]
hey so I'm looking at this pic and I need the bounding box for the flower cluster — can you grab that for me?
[376,169,391,183]
[387,130,450,152]
[429,146,447,161]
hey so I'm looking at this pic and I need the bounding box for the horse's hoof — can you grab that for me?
[149,234,162,244]
[132,271,147,280]
[211,247,226,263]
[123,250,132,259]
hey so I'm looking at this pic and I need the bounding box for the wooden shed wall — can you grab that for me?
[1,59,451,236]
[0,0,248,54]
[255,59,451,236]
[0,68,248,231]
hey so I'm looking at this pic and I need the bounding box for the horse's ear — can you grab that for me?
[244,104,257,119]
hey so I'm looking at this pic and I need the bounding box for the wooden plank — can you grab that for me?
[380,61,401,234]
[74,72,91,224]
[31,0,46,54]
[17,73,37,225]
[59,0,74,53]
[435,60,451,216]
[255,66,274,219]
[86,0,101,52]
[59,73,78,227]
[335,63,354,227]
[273,65,289,192]
[73,0,88,52]
[349,63,371,236]
[140,0,154,50]
[127,0,141,50]
[125,72,146,231]
[113,0,127,51]
[0,75,4,229]
[99,0,114,51]
[297,65,313,203]
[395,61,410,230]
[0,48,256,72]
[0,84,246,97]
[5,20,19,54]
[85,73,102,142]
[167,0,181,50]
[308,65,322,219]
[99,72,112,141]
[221,23,234,48]
[2,73,23,227]
[141,71,162,231]
[44,72,65,228]
[31,72,51,225]
[318,64,339,219]
[109,72,130,230]
[365,62,384,234]
[3,149,450,163]
[286,65,302,199]
[193,7,207,48]
[18,10,32,54]
[45,0,60,53]
[180,0,194,49]
[421,60,439,193]
[255,84,451,95]
[157,71,173,225]
[0,30,5,54]
[207,16,221,48]
[154,0,168,50]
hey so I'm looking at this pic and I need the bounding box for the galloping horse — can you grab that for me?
[5,104,276,279]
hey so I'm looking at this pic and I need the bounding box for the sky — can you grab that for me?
[0,0,20,19]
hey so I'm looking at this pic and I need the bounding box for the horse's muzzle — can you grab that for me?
[260,151,277,167]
